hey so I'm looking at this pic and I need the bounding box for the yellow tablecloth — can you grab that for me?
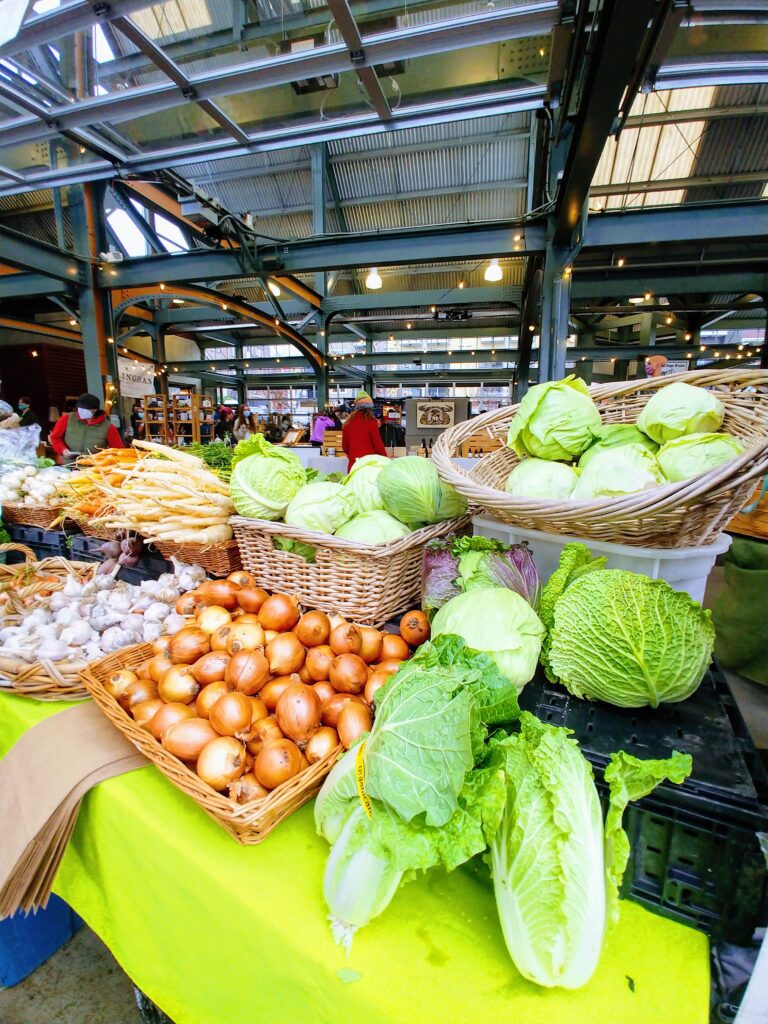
[0,692,710,1024]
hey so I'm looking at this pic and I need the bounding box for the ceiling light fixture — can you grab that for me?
[644,292,652,300]
[159,283,165,291]
[684,333,692,341]
[513,234,522,243]
[528,324,535,331]
[365,267,382,290]
[406,321,412,329]
[484,259,502,282]
[267,281,281,297]
[617,257,625,268]
[458,280,465,290]
[69,319,77,326]
[666,316,673,325]
[628,296,644,305]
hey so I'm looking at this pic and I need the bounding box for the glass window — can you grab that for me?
[154,214,189,253]
[106,209,148,257]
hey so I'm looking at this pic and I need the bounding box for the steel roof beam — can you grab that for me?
[0,273,70,298]
[0,225,84,282]
[0,4,558,149]
[591,170,768,196]
[657,55,768,89]
[0,0,150,59]
[326,0,391,120]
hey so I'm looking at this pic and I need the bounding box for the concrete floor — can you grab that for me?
[0,926,141,1024]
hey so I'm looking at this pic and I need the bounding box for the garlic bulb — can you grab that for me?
[163,612,187,634]
[100,625,133,652]
[144,601,171,623]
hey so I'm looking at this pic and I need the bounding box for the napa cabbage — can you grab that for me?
[637,380,725,444]
[507,376,601,461]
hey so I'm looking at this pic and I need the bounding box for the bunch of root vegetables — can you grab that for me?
[103,571,431,804]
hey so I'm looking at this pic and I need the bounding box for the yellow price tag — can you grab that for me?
[355,740,372,819]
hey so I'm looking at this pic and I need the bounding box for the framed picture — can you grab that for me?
[415,400,455,429]
[280,428,305,446]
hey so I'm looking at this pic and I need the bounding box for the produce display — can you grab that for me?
[54,446,141,523]
[109,572,425,802]
[503,377,745,501]
[0,565,203,668]
[230,436,466,543]
[0,464,68,507]
[96,441,235,545]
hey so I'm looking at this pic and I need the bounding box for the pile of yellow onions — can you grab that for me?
[104,571,429,805]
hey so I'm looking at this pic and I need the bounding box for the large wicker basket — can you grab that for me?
[0,544,98,614]
[82,644,340,844]
[232,514,472,626]
[432,370,768,548]
[154,539,242,577]
[1,502,64,529]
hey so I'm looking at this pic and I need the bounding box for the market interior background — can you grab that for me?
[0,0,767,1019]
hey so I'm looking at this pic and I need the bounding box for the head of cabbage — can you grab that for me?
[578,423,658,470]
[230,440,306,520]
[284,481,356,534]
[656,431,744,482]
[571,444,664,500]
[544,550,715,707]
[335,509,410,545]
[431,586,545,692]
[377,457,467,527]
[505,458,580,500]
[343,454,389,514]
[636,380,725,444]
[507,376,601,461]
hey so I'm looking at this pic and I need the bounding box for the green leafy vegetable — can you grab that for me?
[656,431,744,482]
[547,565,715,707]
[571,444,665,500]
[505,458,580,499]
[343,454,389,514]
[538,543,606,681]
[272,536,317,562]
[183,441,233,479]
[507,376,601,461]
[229,435,306,520]
[578,424,659,470]
[431,587,545,692]
[636,380,725,444]
[377,457,466,527]
[284,481,355,534]
[335,510,411,545]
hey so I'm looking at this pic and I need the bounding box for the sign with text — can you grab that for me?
[118,358,155,399]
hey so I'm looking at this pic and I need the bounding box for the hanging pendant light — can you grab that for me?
[365,267,383,289]
[484,259,502,282]
[267,281,281,297]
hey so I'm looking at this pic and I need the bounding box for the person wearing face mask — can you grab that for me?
[232,404,258,442]
[16,396,39,428]
[50,393,124,465]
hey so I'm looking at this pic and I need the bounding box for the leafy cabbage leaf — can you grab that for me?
[505,458,580,499]
[578,424,658,470]
[229,437,306,519]
[507,376,601,461]
[343,454,389,514]
[335,509,411,544]
[284,481,356,534]
[656,431,744,482]
[571,444,665,500]
[637,380,725,444]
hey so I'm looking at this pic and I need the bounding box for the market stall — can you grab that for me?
[0,693,709,1024]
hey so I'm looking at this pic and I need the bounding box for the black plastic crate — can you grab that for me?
[67,534,172,584]
[519,665,768,944]
[4,524,68,561]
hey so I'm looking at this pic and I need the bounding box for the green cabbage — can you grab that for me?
[507,376,601,461]
[431,587,545,692]
[284,481,355,534]
[578,424,658,469]
[637,380,725,444]
[656,431,744,482]
[489,714,691,989]
[546,560,715,707]
[571,444,665,500]
[334,509,411,544]
[343,454,389,514]
[378,457,466,527]
[505,458,580,499]
[229,437,306,520]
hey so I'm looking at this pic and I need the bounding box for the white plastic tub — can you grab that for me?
[472,515,732,604]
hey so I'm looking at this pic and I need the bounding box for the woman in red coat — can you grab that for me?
[342,391,387,470]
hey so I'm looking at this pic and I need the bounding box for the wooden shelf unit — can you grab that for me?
[171,394,216,445]
[143,394,169,443]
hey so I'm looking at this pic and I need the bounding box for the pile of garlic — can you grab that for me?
[0,465,68,506]
[0,563,206,669]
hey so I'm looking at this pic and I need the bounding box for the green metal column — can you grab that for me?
[537,237,572,382]
[312,145,329,408]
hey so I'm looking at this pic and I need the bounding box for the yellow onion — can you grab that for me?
[358,626,383,664]
[305,645,334,682]
[132,698,164,729]
[399,609,430,647]
[209,691,252,738]
[168,626,211,665]
[305,727,339,764]
[211,624,232,651]
[266,633,306,676]
[329,623,362,656]
[364,670,391,706]
[329,653,368,694]
[295,610,331,648]
[196,579,241,610]
[237,587,269,614]
[148,702,195,739]
[226,620,266,653]
[196,736,245,791]
[257,593,300,632]
[120,677,158,711]
[146,652,173,684]
[225,649,270,695]
[227,570,256,588]
[105,668,138,701]
[175,592,201,616]
[152,636,173,657]
[245,715,283,756]
[190,650,230,685]
[321,692,367,729]
[196,605,232,635]
[163,717,218,760]
[254,739,303,790]
[338,702,372,749]
[275,683,321,745]
[381,633,410,661]
[195,681,232,719]
[247,696,268,726]
[312,680,335,704]
[158,664,200,704]
[228,772,269,803]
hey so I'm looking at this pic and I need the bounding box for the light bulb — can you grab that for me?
[617,257,625,268]
[365,267,382,290]
[484,259,502,282]
[267,281,281,297]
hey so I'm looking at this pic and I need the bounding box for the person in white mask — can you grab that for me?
[50,392,124,465]
[232,403,258,441]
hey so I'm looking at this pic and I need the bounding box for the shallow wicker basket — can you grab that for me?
[0,544,98,614]
[154,539,242,577]
[82,643,341,844]
[431,370,768,548]
[232,514,471,626]
[2,502,64,529]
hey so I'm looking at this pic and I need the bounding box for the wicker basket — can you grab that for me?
[1,502,64,529]
[0,545,98,613]
[232,514,472,626]
[431,370,768,548]
[82,644,341,844]
[153,539,242,576]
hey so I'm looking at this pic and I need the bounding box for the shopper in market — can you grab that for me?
[130,401,145,441]
[310,408,337,447]
[232,404,258,441]
[16,396,39,428]
[214,407,235,442]
[342,390,388,470]
[49,393,124,465]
